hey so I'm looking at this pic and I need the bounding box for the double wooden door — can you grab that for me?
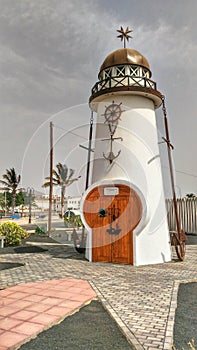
[83,184,142,264]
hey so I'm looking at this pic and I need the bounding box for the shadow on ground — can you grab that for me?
[0,234,86,264]
[0,262,25,271]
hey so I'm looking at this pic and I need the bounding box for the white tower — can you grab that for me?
[81,28,171,266]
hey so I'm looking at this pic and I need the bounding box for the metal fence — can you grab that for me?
[166,198,197,233]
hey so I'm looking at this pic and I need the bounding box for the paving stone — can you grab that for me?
[0,243,196,349]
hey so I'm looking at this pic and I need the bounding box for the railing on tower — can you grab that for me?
[91,74,157,97]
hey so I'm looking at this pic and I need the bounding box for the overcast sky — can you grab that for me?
[0,0,196,197]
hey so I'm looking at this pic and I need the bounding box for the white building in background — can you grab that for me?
[81,29,172,266]
[35,195,81,213]
[54,196,81,213]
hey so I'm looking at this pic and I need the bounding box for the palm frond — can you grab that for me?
[42,182,51,188]
[52,169,60,182]
[68,168,75,180]
[42,181,58,188]
[42,163,80,191]
[1,168,21,189]
[17,174,21,184]
[0,180,10,186]
[57,163,68,182]
[44,176,59,183]
[2,175,10,183]
[0,187,10,191]
[66,176,81,187]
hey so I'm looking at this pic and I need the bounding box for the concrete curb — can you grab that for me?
[163,278,197,350]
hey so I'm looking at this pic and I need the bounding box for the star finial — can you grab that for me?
[117,26,133,48]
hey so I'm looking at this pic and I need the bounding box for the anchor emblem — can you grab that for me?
[102,132,123,164]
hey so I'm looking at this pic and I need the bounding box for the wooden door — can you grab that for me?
[83,184,142,264]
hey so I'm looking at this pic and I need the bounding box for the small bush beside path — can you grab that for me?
[0,221,28,246]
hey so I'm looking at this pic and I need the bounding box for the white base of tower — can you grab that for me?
[81,94,172,266]
[134,224,172,266]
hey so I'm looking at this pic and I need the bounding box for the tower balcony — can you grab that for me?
[89,65,162,109]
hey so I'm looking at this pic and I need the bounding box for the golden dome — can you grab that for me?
[99,48,150,76]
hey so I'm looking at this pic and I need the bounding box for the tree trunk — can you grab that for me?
[12,190,16,215]
[61,186,65,218]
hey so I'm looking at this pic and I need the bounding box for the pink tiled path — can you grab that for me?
[0,279,96,349]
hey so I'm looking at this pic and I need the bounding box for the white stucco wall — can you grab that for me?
[83,94,171,265]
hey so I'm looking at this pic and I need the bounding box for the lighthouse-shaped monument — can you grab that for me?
[81,27,172,266]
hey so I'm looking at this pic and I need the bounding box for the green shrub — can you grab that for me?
[64,214,83,228]
[0,222,28,246]
[35,225,47,235]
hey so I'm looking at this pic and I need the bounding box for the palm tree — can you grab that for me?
[42,163,81,218]
[0,168,21,215]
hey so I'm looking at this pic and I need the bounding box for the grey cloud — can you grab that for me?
[0,0,196,194]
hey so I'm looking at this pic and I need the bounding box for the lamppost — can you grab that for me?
[27,187,34,224]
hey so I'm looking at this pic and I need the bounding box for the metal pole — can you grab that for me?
[162,96,181,234]
[29,188,32,224]
[85,111,94,190]
[80,111,94,249]
[27,187,34,224]
[48,121,53,237]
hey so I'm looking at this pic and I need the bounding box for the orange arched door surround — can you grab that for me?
[83,184,142,264]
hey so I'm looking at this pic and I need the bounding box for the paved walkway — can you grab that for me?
[0,279,96,350]
[0,241,197,350]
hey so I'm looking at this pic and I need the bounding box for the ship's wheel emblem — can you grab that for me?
[102,101,123,124]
